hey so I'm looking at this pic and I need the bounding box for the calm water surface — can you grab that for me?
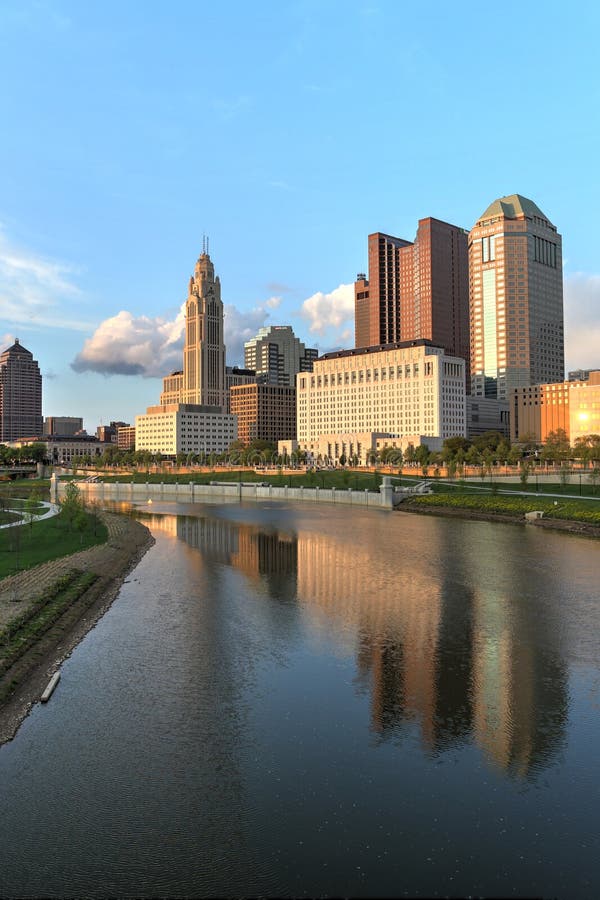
[0,503,599,898]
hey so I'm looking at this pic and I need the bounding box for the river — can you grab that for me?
[0,502,598,898]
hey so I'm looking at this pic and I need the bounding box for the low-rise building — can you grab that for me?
[511,372,600,444]
[466,397,509,439]
[43,416,84,436]
[135,403,236,456]
[117,425,136,451]
[13,434,107,464]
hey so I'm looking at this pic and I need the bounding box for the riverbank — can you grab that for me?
[401,500,600,538]
[0,511,154,746]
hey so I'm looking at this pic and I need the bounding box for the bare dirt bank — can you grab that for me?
[0,512,154,746]
[400,502,600,538]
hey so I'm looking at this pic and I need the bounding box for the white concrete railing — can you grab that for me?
[51,475,397,510]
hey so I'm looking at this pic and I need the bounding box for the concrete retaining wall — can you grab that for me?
[52,477,395,510]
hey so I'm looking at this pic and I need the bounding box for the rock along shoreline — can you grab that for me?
[0,511,154,747]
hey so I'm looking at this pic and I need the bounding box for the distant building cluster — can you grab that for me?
[2,192,595,465]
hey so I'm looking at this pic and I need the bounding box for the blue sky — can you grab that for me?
[1,0,599,431]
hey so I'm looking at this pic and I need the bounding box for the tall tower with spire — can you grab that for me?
[160,245,227,410]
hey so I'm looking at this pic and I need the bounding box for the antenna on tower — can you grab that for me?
[202,234,206,254]
[206,235,209,256]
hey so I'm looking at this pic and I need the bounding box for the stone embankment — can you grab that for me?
[0,511,153,745]
[52,475,398,509]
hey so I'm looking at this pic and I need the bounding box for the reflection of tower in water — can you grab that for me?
[296,522,567,775]
[297,529,443,743]
[465,529,568,777]
[175,516,298,602]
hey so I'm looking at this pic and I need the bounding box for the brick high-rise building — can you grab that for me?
[0,339,43,441]
[354,219,469,377]
[469,194,564,400]
[230,383,296,446]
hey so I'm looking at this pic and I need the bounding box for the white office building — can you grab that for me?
[135,404,237,456]
[296,340,466,463]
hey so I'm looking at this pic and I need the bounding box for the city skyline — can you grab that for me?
[0,1,599,429]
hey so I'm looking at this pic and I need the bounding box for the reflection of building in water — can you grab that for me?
[297,524,567,775]
[145,510,567,776]
[472,590,568,776]
[175,515,297,601]
[297,529,443,745]
[465,531,568,777]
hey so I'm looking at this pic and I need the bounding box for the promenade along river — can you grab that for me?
[0,502,599,898]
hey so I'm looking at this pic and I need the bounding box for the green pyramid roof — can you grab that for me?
[478,194,552,224]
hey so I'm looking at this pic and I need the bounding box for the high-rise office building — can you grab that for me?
[229,382,296,446]
[160,246,227,410]
[244,325,317,386]
[0,339,43,441]
[354,219,469,374]
[469,194,564,400]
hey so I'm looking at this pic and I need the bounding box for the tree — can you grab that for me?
[442,436,470,460]
[414,444,430,470]
[465,445,481,468]
[541,429,570,464]
[24,488,40,535]
[495,439,511,464]
[20,442,47,464]
[472,431,503,453]
[61,481,84,532]
[559,465,570,492]
[519,461,530,488]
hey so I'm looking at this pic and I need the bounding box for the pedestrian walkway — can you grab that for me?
[0,501,60,530]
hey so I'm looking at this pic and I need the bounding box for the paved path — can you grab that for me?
[0,501,60,530]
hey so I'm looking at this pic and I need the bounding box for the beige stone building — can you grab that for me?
[296,339,465,463]
[469,195,564,401]
[135,404,236,456]
[160,245,226,410]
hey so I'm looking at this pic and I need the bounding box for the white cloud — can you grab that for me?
[564,273,600,372]
[72,305,186,377]
[300,283,354,338]
[0,226,93,332]
[72,295,283,376]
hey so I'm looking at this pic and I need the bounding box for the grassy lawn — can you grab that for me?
[1,499,46,512]
[423,476,599,498]
[0,480,50,501]
[0,512,22,526]
[0,510,108,579]
[407,492,600,525]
